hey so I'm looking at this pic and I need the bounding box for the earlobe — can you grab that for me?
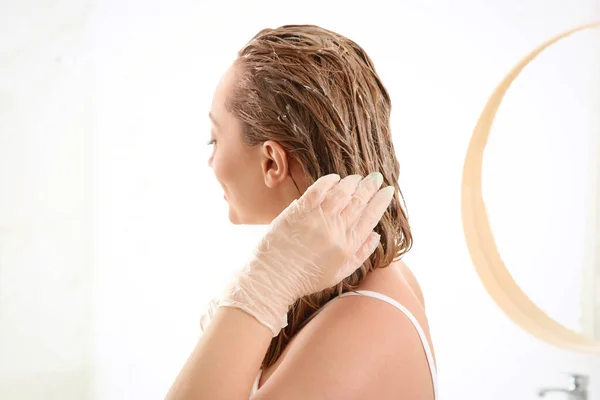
[261,141,289,188]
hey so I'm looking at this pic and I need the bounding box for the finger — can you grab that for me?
[321,174,363,214]
[341,172,384,224]
[334,232,381,282]
[353,185,395,237]
[299,174,341,209]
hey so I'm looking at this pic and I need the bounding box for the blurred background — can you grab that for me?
[0,0,599,398]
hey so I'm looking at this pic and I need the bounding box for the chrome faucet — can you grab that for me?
[538,374,589,400]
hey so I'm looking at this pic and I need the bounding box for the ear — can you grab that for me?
[260,140,289,188]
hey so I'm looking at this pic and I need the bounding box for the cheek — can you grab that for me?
[211,148,244,193]
[210,152,225,183]
[210,143,228,175]
[209,142,270,224]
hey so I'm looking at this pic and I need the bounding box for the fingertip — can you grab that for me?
[302,174,343,207]
[365,171,384,187]
[373,231,382,242]
[313,174,340,185]
[381,186,396,198]
[369,231,381,251]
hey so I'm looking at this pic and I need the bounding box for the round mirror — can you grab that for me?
[462,22,600,353]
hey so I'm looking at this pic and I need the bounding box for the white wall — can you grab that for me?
[1,0,599,399]
[0,2,94,398]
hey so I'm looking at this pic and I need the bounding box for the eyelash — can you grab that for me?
[207,139,216,146]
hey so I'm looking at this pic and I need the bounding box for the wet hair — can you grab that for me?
[227,24,412,369]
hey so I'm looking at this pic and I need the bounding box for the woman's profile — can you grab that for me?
[166,24,437,400]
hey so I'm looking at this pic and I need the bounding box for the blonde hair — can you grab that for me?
[227,24,412,368]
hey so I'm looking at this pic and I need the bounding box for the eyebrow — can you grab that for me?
[208,112,220,128]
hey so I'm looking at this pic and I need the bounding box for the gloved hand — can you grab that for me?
[216,172,395,336]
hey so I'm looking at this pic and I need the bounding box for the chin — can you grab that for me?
[228,207,270,225]
[228,207,254,225]
[228,208,243,225]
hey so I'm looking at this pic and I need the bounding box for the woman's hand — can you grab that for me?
[218,172,395,335]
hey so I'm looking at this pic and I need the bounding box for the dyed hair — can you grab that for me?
[227,24,412,368]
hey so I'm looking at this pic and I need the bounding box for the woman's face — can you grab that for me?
[208,66,304,224]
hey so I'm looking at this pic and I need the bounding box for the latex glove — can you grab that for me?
[217,172,396,336]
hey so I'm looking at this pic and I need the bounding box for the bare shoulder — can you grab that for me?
[251,261,435,400]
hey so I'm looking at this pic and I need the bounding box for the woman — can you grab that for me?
[166,25,437,399]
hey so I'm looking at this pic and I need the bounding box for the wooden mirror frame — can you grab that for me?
[461,21,600,353]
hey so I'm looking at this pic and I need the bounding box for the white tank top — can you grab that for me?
[251,290,438,399]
